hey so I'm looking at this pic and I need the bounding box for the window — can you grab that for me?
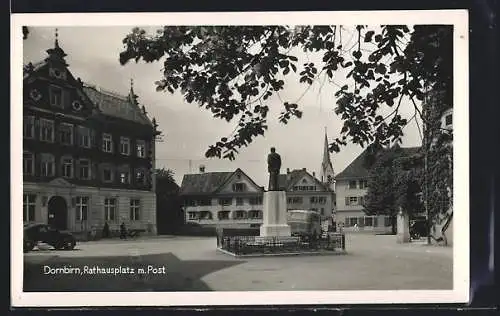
[217,211,230,220]
[75,197,89,221]
[40,119,54,142]
[197,198,212,206]
[40,154,55,177]
[287,197,303,204]
[359,180,368,189]
[23,116,35,139]
[345,217,358,227]
[102,133,113,153]
[59,123,74,145]
[103,167,114,183]
[364,216,373,227]
[349,180,357,189]
[249,196,263,205]
[249,210,262,219]
[119,170,130,184]
[49,86,63,108]
[445,114,452,126]
[188,212,199,220]
[320,208,325,215]
[130,199,141,221]
[234,210,247,219]
[77,126,91,148]
[135,169,146,185]
[200,211,212,220]
[232,183,246,192]
[218,198,232,206]
[120,137,130,155]
[310,196,327,204]
[136,140,146,158]
[79,159,91,180]
[62,157,73,178]
[236,197,244,205]
[23,194,36,222]
[345,196,358,206]
[23,152,34,175]
[104,198,116,221]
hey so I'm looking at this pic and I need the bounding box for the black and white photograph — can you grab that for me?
[11,11,469,306]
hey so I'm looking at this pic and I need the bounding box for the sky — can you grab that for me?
[22,26,423,187]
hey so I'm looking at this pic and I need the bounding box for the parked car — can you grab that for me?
[23,223,76,252]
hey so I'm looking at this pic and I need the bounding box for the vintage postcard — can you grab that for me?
[11,10,469,306]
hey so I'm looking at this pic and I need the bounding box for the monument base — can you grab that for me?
[260,190,291,237]
[260,224,292,237]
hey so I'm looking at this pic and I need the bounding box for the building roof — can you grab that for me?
[82,84,152,126]
[23,38,154,127]
[336,146,421,180]
[278,169,330,191]
[179,172,234,195]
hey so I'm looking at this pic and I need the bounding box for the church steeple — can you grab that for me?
[320,127,335,190]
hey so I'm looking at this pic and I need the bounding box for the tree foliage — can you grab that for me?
[364,146,424,232]
[119,25,452,160]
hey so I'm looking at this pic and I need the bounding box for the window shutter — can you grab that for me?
[345,197,350,206]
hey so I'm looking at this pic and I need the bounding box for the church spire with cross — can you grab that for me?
[320,127,335,190]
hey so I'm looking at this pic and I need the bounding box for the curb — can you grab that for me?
[216,247,348,258]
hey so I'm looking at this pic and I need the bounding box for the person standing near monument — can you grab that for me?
[267,147,281,191]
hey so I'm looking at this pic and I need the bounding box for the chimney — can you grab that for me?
[286,168,290,174]
[312,171,316,177]
[199,165,205,173]
[302,168,306,171]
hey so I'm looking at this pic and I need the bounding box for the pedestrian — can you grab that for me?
[102,222,110,239]
[120,222,127,239]
[354,223,359,232]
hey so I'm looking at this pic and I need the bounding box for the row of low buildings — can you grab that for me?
[23,35,159,235]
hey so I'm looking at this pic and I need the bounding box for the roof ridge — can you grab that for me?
[82,82,129,101]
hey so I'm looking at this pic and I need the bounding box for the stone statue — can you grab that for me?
[267,147,281,191]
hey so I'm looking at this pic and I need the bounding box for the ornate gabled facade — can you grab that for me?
[23,34,160,236]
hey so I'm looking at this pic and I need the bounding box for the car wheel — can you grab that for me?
[24,240,34,253]
[64,239,76,250]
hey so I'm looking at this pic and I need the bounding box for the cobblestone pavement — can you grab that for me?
[23,234,452,291]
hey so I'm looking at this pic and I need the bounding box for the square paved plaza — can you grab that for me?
[23,234,452,291]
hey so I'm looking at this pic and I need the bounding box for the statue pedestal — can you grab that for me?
[260,191,291,237]
[397,211,410,243]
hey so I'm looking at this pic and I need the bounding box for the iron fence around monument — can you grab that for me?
[218,233,346,255]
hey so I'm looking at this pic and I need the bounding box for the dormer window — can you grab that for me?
[49,86,63,108]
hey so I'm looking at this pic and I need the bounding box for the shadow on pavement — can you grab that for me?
[24,253,244,292]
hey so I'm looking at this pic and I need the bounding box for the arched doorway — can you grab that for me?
[47,196,67,230]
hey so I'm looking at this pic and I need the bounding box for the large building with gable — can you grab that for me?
[180,168,265,228]
[335,146,420,232]
[22,34,160,236]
